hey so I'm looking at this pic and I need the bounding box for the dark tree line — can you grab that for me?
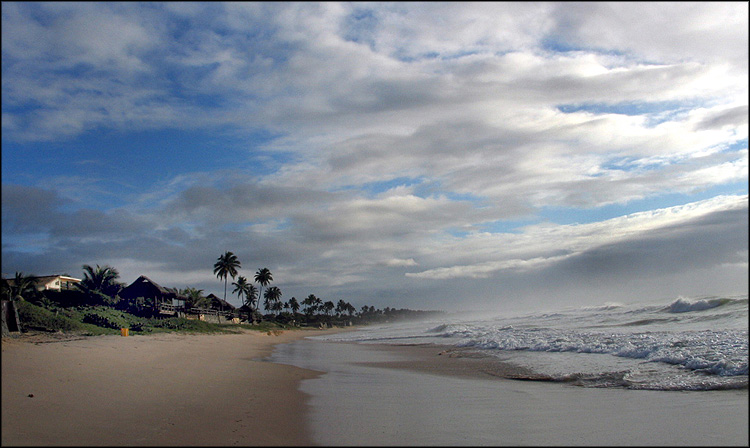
[2,258,445,328]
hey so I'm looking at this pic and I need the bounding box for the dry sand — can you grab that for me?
[1,328,343,446]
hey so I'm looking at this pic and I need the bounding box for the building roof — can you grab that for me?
[120,275,185,300]
[3,274,81,287]
[206,293,236,310]
[34,275,82,283]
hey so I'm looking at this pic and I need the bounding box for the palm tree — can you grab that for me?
[2,272,38,302]
[302,294,317,316]
[314,296,323,315]
[254,268,273,313]
[77,264,122,304]
[336,299,348,317]
[359,305,373,318]
[245,284,258,312]
[323,301,335,317]
[288,297,300,315]
[214,252,241,314]
[231,276,251,308]
[180,287,208,310]
[263,286,282,316]
[271,299,283,315]
[345,303,356,317]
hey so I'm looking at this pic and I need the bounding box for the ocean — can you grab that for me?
[307,294,749,391]
[269,294,748,445]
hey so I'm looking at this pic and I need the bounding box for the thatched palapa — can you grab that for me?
[119,275,186,315]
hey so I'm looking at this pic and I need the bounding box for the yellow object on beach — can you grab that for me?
[120,328,129,337]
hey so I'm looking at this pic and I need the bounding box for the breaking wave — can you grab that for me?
[666,297,734,313]
[313,294,748,391]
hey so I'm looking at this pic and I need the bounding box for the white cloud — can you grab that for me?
[2,3,747,310]
[548,2,748,68]
[406,255,571,280]
[406,195,748,280]
[384,258,418,268]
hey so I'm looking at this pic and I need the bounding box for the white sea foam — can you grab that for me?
[312,294,749,390]
[667,296,732,313]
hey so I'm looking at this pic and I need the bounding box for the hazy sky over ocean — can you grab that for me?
[2,2,747,312]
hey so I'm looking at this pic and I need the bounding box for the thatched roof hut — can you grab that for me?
[120,275,185,306]
[206,293,235,311]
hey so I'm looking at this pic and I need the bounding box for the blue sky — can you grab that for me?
[2,2,748,313]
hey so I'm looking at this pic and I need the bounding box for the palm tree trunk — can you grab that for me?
[222,277,226,316]
[258,286,263,314]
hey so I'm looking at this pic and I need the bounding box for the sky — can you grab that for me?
[2,2,748,314]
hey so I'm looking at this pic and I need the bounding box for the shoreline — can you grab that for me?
[270,338,749,446]
[351,342,555,381]
[1,328,346,446]
[357,342,750,389]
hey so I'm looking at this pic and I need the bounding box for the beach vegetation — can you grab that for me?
[82,307,131,330]
[12,300,246,336]
[37,288,94,308]
[302,294,320,316]
[273,311,294,325]
[1,272,41,303]
[5,261,445,337]
[147,317,241,333]
[15,300,86,333]
[288,297,300,314]
[231,276,253,311]
[76,264,124,306]
[214,251,241,314]
[246,284,259,312]
[263,285,282,315]
[180,287,210,310]
[254,268,273,313]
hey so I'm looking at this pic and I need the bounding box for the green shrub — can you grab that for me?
[129,321,149,332]
[82,307,130,330]
[81,290,120,307]
[149,317,240,333]
[152,317,211,331]
[14,301,246,335]
[42,289,88,307]
[15,300,84,332]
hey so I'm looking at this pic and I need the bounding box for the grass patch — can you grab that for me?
[11,301,345,337]
[147,317,242,334]
[15,300,85,333]
[13,302,246,336]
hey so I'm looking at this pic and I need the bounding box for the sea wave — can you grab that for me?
[562,295,746,318]
[618,317,679,327]
[580,302,626,311]
[455,329,748,377]
[426,323,513,337]
[313,294,747,390]
[666,297,734,313]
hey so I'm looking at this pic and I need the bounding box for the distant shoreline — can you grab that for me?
[1,328,347,446]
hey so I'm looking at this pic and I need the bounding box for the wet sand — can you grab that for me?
[270,339,750,446]
[1,328,342,446]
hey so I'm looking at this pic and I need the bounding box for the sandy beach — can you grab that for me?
[1,328,342,446]
[4,327,748,446]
